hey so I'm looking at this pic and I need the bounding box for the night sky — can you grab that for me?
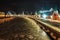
[0,0,60,12]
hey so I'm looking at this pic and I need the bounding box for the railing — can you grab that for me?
[29,17,60,40]
[37,18,60,40]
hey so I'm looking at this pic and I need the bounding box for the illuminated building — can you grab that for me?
[52,11,60,20]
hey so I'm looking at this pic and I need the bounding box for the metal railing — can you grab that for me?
[29,17,60,40]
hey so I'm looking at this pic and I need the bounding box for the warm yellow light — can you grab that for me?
[59,15,60,18]
[50,15,52,19]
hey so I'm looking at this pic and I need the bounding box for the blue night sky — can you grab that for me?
[0,0,60,12]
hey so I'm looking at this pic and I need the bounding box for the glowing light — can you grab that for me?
[50,15,53,19]
[42,14,47,19]
[59,15,60,17]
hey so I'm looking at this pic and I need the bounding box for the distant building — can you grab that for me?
[47,11,60,21]
[52,11,60,20]
[0,12,5,15]
[0,12,5,17]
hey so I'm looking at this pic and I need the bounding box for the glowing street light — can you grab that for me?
[50,15,53,19]
[42,14,47,19]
